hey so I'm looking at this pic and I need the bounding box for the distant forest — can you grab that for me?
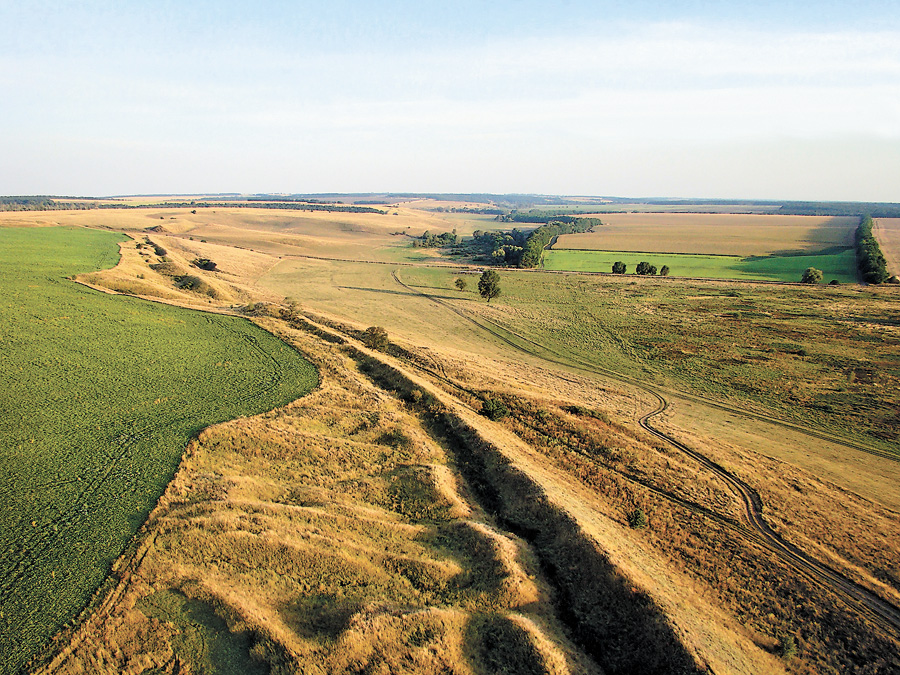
[4,194,900,217]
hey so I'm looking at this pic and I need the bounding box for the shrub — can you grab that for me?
[481,398,509,420]
[801,267,823,284]
[192,258,217,271]
[363,326,390,351]
[455,278,467,291]
[778,635,798,660]
[626,508,648,529]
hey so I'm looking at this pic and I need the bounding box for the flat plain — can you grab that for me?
[553,213,858,256]
[542,248,859,283]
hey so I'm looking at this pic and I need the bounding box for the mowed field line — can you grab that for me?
[388,268,900,640]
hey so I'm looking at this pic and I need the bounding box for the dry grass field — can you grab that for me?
[554,213,858,257]
[7,203,900,674]
[874,218,900,277]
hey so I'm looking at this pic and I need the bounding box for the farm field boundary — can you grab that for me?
[0,227,318,675]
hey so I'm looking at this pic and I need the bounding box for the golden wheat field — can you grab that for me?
[874,218,900,277]
[553,213,858,256]
[5,203,900,675]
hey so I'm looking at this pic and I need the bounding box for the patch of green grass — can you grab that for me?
[0,227,318,674]
[137,591,268,675]
[543,248,858,283]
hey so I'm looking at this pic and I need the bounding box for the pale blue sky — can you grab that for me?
[1,1,898,200]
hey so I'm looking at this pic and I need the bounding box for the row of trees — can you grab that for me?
[856,216,890,283]
[611,261,670,276]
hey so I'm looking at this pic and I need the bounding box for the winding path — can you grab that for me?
[387,268,900,640]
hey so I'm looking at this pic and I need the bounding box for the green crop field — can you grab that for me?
[0,227,318,674]
[542,248,859,283]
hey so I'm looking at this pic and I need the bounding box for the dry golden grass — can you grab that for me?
[37,322,595,675]
[874,218,900,276]
[554,213,858,256]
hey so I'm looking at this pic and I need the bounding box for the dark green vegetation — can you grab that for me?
[478,269,502,302]
[544,249,859,283]
[0,196,97,211]
[801,267,823,284]
[0,227,318,674]
[856,215,890,283]
[424,218,597,268]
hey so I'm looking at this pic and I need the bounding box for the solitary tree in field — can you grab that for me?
[455,278,467,291]
[612,261,626,274]
[363,326,390,351]
[478,269,501,302]
[801,267,823,284]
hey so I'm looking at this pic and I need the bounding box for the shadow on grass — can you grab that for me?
[354,354,705,675]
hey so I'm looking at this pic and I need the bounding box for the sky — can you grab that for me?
[1,1,899,201]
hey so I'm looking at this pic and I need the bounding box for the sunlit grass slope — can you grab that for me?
[0,227,318,675]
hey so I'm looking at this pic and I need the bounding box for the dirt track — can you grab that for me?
[388,268,900,642]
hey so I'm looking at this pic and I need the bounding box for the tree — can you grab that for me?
[455,278,467,291]
[660,265,670,276]
[647,264,658,275]
[801,267,823,284]
[635,261,651,275]
[478,269,501,302]
[612,261,626,274]
[363,326,389,351]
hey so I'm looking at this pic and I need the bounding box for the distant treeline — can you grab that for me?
[497,212,604,228]
[432,206,506,215]
[0,197,97,211]
[420,217,597,268]
[0,196,383,215]
[777,202,900,218]
[95,201,385,214]
[856,215,890,283]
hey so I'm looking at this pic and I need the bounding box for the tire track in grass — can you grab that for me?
[389,269,900,640]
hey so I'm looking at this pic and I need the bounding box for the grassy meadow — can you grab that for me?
[542,248,859,283]
[0,227,318,674]
[394,266,900,459]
